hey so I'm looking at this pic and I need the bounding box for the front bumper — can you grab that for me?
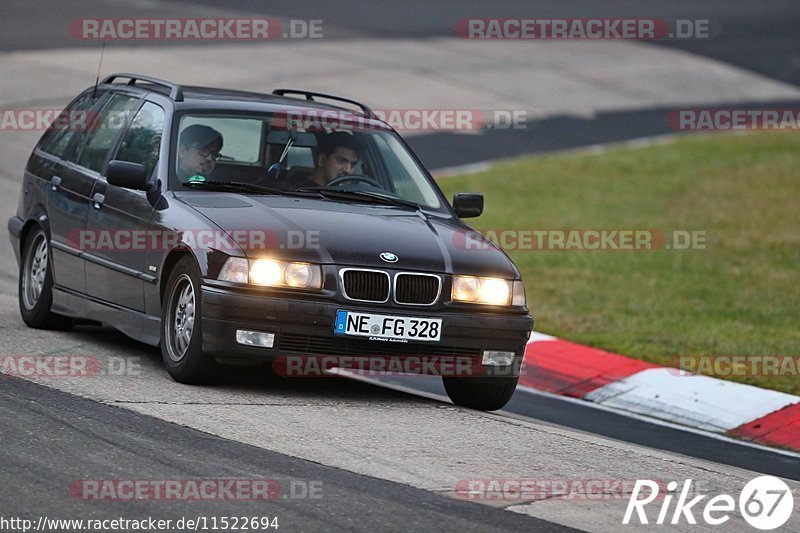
[201,284,533,377]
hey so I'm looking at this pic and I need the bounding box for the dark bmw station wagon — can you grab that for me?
[8,73,533,410]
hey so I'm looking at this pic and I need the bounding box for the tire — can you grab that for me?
[443,376,519,411]
[160,255,220,384]
[18,226,72,330]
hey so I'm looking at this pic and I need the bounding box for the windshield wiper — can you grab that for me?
[296,187,420,210]
[182,181,419,208]
[183,180,317,197]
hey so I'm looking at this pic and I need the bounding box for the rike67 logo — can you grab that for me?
[623,476,794,530]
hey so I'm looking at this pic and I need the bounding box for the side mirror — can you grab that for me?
[107,160,150,191]
[452,193,484,218]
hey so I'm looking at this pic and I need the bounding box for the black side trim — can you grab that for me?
[50,239,80,256]
[50,240,157,283]
[55,284,142,313]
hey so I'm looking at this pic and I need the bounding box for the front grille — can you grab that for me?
[395,273,440,305]
[341,269,390,302]
[279,333,481,359]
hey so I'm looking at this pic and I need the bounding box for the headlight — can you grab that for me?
[250,259,283,286]
[451,275,513,305]
[512,280,526,306]
[284,262,314,287]
[218,258,323,290]
[218,257,249,284]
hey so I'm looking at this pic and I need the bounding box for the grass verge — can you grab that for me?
[437,131,800,395]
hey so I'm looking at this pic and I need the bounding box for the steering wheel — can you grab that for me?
[326,174,382,189]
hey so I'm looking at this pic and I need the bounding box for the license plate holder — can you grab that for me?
[334,310,442,342]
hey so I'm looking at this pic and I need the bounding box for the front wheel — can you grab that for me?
[160,256,220,384]
[18,226,72,330]
[443,376,519,411]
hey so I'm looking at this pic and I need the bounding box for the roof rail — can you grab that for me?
[101,73,184,101]
[272,89,376,119]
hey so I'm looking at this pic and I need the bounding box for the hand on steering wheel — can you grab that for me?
[326,174,382,189]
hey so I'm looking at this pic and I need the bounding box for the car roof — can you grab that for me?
[96,73,391,130]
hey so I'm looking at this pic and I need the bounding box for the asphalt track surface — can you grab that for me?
[0,376,574,532]
[1,1,800,531]
[3,0,800,88]
[354,374,800,482]
[3,1,799,169]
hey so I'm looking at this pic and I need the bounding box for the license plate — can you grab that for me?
[334,310,442,342]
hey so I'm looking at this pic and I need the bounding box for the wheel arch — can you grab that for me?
[20,210,50,248]
[158,247,202,305]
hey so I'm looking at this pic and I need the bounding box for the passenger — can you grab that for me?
[177,125,223,181]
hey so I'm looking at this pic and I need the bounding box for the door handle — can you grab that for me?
[92,192,105,209]
[51,175,62,191]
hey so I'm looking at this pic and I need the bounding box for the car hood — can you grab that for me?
[176,192,519,278]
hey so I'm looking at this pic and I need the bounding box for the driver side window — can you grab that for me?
[114,102,166,178]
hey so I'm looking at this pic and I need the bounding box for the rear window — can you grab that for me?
[37,90,105,160]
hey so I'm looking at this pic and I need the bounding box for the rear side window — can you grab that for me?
[74,93,140,173]
[37,91,103,159]
[114,102,166,178]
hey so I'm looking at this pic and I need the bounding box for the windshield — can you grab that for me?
[172,112,443,210]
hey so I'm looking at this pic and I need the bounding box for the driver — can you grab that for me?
[286,131,361,188]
